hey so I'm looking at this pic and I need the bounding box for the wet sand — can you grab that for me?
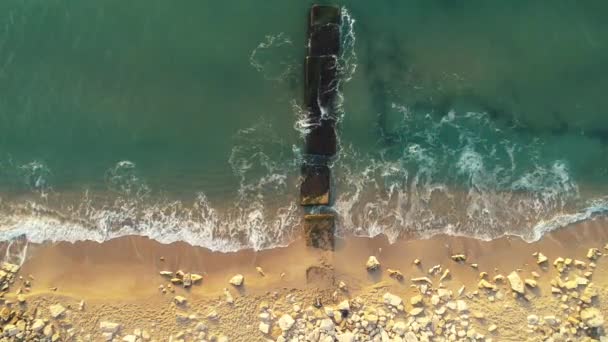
[1,218,608,341]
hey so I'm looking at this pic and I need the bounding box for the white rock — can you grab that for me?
[544,316,557,325]
[581,308,604,328]
[336,332,355,342]
[383,292,402,307]
[536,252,548,264]
[31,319,45,332]
[456,300,468,312]
[409,307,423,316]
[258,322,270,334]
[278,314,295,331]
[410,295,423,306]
[229,274,244,286]
[527,315,539,325]
[366,256,380,270]
[319,318,335,332]
[224,288,234,303]
[338,300,350,312]
[403,331,419,342]
[122,335,137,342]
[507,271,525,294]
[173,296,187,305]
[437,288,451,299]
[99,321,121,334]
[49,304,66,318]
[3,324,18,336]
[392,321,407,335]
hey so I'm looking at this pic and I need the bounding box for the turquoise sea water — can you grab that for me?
[1,1,608,251]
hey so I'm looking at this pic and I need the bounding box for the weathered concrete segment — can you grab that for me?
[305,120,337,156]
[309,5,341,27]
[300,164,330,206]
[304,56,339,119]
[303,214,335,250]
[309,24,340,57]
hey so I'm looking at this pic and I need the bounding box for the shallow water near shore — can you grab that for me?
[1,1,608,250]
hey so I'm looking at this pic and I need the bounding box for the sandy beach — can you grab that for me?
[0,217,604,341]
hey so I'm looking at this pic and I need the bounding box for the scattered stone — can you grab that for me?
[536,253,548,264]
[439,269,451,282]
[478,279,496,290]
[410,295,423,306]
[174,296,187,305]
[229,274,244,286]
[278,314,295,331]
[488,324,497,332]
[338,281,347,291]
[338,300,350,313]
[3,324,18,336]
[99,321,121,334]
[553,257,566,272]
[387,269,404,280]
[413,259,421,265]
[428,265,441,275]
[456,300,468,312]
[411,277,432,285]
[524,279,537,288]
[383,292,403,307]
[191,274,203,283]
[32,319,45,332]
[409,307,423,316]
[123,335,137,342]
[366,256,380,271]
[49,304,66,318]
[224,288,234,304]
[581,308,604,328]
[527,315,539,325]
[256,267,265,276]
[451,254,466,262]
[182,273,192,287]
[507,271,525,294]
[544,316,557,325]
[258,322,270,334]
[159,271,172,277]
[587,248,601,260]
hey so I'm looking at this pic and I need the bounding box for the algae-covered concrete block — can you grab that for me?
[309,5,341,27]
[308,23,340,57]
[303,213,335,250]
[305,119,336,156]
[304,55,339,118]
[300,164,330,205]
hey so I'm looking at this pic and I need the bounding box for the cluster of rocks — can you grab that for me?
[257,287,493,342]
[159,270,203,293]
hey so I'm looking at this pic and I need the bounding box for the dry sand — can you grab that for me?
[0,218,608,341]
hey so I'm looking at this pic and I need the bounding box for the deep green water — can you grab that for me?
[1,1,608,250]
